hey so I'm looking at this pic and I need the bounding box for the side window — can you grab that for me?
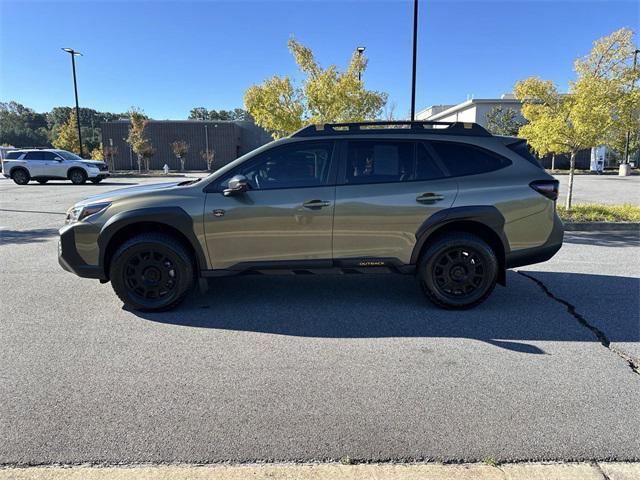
[24,151,44,160]
[41,152,57,160]
[415,143,447,181]
[345,141,413,184]
[5,151,22,160]
[219,141,334,191]
[429,141,511,177]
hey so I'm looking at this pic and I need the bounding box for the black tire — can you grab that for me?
[110,233,194,311]
[90,178,103,184]
[37,179,48,184]
[69,169,87,185]
[11,169,30,185]
[418,232,498,310]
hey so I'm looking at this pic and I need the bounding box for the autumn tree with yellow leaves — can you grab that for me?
[245,39,388,139]
[515,28,639,209]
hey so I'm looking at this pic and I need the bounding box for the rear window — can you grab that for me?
[346,140,414,184]
[429,141,511,177]
[507,140,543,169]
[5,151,21,160]
[24,151,44,160]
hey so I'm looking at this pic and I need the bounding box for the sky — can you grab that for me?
[0,0,638,119]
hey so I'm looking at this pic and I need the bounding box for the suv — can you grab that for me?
[58,121,563,311]
[2,149,109,185]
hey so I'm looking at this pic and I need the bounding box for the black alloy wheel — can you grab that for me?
[110,233,194,311]
[419,232,497,309]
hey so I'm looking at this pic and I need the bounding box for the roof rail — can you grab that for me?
[290,121,492,138]
[11,146,51,150]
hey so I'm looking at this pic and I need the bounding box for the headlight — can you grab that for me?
[82,162,100,169]
[66,202,111,224]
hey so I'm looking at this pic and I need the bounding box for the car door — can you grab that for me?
[41,152,67,177]
[332,140,458,265]
[23,151,49,176]
[203,140,337,270]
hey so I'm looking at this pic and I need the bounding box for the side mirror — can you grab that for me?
[223,174,249,196]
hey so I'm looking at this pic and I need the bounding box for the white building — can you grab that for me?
[417,94,607,170]
[416,93,524,128]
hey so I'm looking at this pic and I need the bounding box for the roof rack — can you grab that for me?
[290,120,492,138]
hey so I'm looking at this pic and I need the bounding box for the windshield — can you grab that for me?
[56,150,83,161]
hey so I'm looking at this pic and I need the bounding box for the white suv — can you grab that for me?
[1,149,109,185]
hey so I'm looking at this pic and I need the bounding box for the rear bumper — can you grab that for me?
[58,223,106,279]
[505,213,564,269]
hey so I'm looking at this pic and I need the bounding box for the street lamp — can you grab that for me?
[356,46,366,81]
[61,47,84,158]
[410,0,419,122]
[621,48,640,175]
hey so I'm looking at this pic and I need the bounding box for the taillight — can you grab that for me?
[530,180,559,201]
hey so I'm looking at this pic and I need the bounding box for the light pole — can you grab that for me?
[356,46,366,81]
[410,0,419,121]
[621,48,639,175]
[62,48,84,158]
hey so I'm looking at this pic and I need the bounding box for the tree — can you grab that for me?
[189,107,210,120]
[104,144,118,170]
[485,106,525,136]
[244,39,388,138]
[171,140,190,171]
[91,144,104,160]
[125,108,154,171]
[515,28,638,209]
[52,111,82,154]
[188,107,252,121]
[0,101,49,147]
[573,28,640,164]
[200,149,215,171]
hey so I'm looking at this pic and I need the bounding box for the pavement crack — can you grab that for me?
[517,270,640,376]
[594,462,612,480]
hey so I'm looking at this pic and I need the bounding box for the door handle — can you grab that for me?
[416,193,445,203]
[303,200,331,209]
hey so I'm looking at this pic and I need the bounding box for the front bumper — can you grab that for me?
[58,223,106,279]
[505,213,564,269]
[87,170,110,179]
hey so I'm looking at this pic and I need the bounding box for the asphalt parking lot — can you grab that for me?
[554,174,640,205]
[0,175,639,466]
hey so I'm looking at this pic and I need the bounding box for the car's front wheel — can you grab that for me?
[11,169,30,185]
[69,169,87,185]
[110,233,194,311]
[418,232,497,309]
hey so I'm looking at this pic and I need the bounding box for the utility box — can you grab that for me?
[590,145,606,173]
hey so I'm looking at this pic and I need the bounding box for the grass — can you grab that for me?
[482,457,499,467]
[558,203,640,222]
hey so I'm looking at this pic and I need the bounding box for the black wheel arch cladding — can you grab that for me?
[98,207,208,277]
[411,206,510,285]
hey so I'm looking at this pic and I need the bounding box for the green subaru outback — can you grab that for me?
[59,121,563,311]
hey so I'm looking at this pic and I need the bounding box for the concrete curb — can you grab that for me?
[563,222,640,232]
[1,462,638,480]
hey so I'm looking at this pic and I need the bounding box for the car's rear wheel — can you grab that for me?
[69,169,87,185]
[418,232,497,309]
[11,169,30,185]
[37,179,48,184]
[90,177,103,184]
[110,233,194,311]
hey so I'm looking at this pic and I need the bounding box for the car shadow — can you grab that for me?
[0,228,59,245]
[131,270,639,354]
[564,231,639,247]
